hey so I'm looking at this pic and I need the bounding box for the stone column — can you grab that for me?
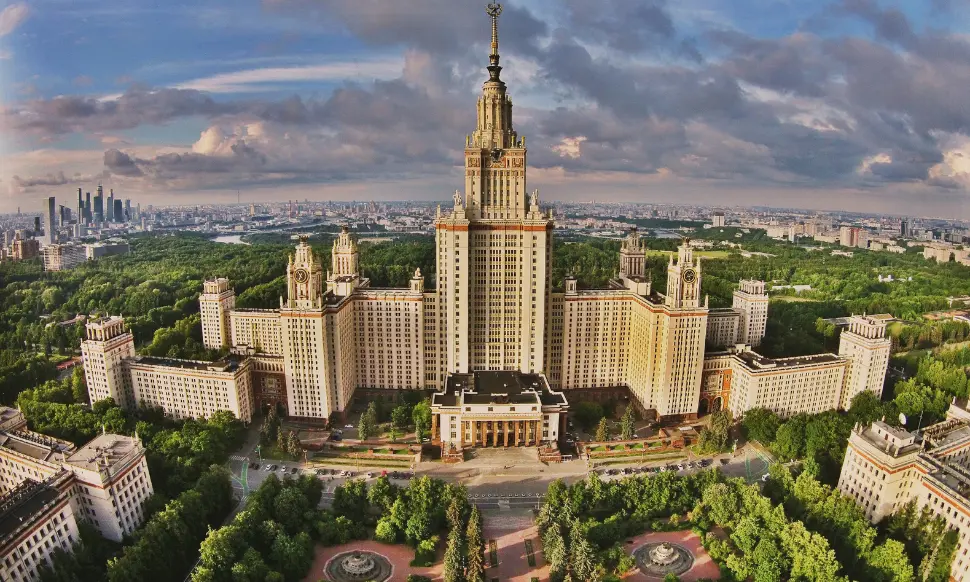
[515,420,520,445]
[480,421,486,447]
[492,421,498,447]
[431,414,438,443]
[504,420,510,447]
[525,421,531,446]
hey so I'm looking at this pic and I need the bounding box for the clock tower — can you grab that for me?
[666,239,702,309]
[285,235,324,309]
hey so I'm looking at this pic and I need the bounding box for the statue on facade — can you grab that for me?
[453,189,463,209]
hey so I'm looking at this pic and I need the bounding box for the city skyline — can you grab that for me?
[2,1,970,217]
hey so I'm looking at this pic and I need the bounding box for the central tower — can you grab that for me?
[435,3,553,378]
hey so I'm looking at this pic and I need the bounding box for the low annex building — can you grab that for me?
[430,371,568,454]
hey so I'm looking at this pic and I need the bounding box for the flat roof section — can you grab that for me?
[0,480,61,543]
[66,434,140,473]
[131,355,244,373]
[735,350,843,371]
[0,430,75,462]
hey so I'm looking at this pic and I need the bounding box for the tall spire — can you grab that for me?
[485,3,504,85]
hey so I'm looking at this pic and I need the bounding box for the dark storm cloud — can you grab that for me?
[104,149,144,177]
[8,87,240,135]
[11,171,71,187]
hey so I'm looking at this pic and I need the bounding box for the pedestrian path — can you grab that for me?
[230,455,247,461]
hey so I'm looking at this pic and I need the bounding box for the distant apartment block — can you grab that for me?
[839,226,869,249]
[84,240,130,260]
[41,244,85,272]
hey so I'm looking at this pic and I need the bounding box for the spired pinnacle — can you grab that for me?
[485,3,504,84]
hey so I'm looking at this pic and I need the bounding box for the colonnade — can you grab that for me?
[432,416,543,447]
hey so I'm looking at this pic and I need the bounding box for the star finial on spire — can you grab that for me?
[485,3,504,83]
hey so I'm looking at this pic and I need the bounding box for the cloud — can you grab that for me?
[0,3,28,37]
[5,1,970,216]
[174,58,403,93]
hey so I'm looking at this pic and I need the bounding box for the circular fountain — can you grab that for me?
[324,550,393,581]
[633,541,694,577]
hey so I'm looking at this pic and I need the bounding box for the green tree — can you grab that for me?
[543,523,568,581]
[741,408,781,443]
[573,402,604,431]
[375,517,397,543]
[443,524,467,582]
[358,411,373,442]
[620,407,636,441]
[392,404,412,431]
[466,506,485,582]
[595,418,610,442]
[569,521,596,581]
[412,400,432,441]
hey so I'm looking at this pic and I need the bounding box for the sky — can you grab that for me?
[1,0,969,218]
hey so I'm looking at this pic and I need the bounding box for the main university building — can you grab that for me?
[81,5,891,454]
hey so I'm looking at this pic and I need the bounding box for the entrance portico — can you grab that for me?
[431,371,568,450]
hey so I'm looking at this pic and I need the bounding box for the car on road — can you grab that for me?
[366,472,374,479]
[700,459,712,467]
[279,466,287,473]
[290,467,298,474]
[344,424,354,429]
[339,470,348,477]
[762,474,770,482]
[268,464,277,471]
[251,463,260,470]
[719,458,730,465]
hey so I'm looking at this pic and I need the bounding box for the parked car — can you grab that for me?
[290,467,298,474]
[344,424,354,429]
[719,458,730,465]
[251,463,260,470]
[268,464,277,471]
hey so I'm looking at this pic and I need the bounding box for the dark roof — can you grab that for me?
[434,371,567,408]
[132,355,244,372]
[0,480,62,543]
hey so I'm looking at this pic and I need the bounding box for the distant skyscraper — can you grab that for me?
[900,220,908,237]
[124,199,131,221]
[712,212,725,227]
[77,188,84,224]
[85,192,92,222]
[94,185,104,223]
[45,196,57,244]
[113,199,123,222]
[106,189,114,221]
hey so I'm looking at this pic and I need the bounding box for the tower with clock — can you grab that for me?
[665,238,703,309]
[285,235,324,309]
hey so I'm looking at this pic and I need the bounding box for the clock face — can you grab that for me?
[294,268,309,284]
[682,268,697,284]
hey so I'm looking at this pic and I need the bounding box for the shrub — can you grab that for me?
[410,536,438,567]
